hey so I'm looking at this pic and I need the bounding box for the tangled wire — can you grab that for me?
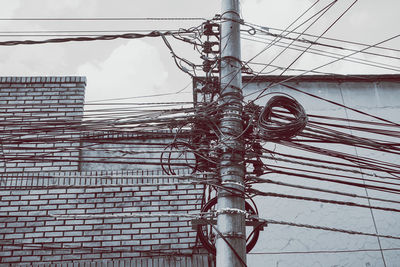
[257,95,308,141]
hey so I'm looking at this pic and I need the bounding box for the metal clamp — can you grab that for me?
[217,231,246,240]
[216,208,247,216]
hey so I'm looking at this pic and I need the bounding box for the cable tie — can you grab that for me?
[221,181,245,188]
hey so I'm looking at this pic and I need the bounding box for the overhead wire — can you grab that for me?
[219,0,325,98]
[260,218,400,241]
[249,247,400,255]
[262,26,400,54]
[0,17,207,21]
[242,34,400,72]
[254,178,400,205]
[276,0,360,77]
[247,33,400,101]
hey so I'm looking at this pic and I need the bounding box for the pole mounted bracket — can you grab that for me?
[217,232,246,240]
[216,208,247,216]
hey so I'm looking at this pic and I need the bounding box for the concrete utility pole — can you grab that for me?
[217,0,246,266]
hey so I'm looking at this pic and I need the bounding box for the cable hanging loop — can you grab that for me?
[257,94,308,141]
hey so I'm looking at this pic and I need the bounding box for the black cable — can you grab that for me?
[0,30,194,47]
[247,33,400,101]
[254,178,400,205]
[257,95,307,140]
[257,26,400,53]
[278,0,360,78]
[282,84,400,127]
[262,218,400,240]
[242,34,400,72]
[0,17,206,21]
[241,0,338,94]
[249,247,400,255]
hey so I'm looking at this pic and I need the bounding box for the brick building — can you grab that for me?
[1,75,400,266]
[0,77,211,266]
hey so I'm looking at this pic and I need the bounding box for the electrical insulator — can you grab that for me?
[201,81,218,94]
[202,60,212,73]
[203,41,220,54]
[252,142,262,156]
[202,60,219,73]
[203,22,220,36]
[252,159,264,177]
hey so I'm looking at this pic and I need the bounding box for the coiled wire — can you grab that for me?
[257,95,307,140]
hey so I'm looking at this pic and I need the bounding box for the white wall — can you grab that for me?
[243,77,400,267]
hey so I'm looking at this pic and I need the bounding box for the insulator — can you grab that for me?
[203,22,220,36]
[252,142,263,155]
[253,159,264,177]
[203,41,220,54]
[202,59,219,73]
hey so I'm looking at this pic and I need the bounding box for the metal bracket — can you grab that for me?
[191,218,267,231]
[217,232,246,239]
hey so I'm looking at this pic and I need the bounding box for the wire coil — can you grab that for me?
[257,95,307,140]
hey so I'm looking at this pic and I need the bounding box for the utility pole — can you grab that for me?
[217,0,246,266]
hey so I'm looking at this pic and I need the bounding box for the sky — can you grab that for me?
[0,0,399,104]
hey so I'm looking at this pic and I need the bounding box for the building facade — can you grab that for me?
[1,74,400,266]
[194,74,400,267]
[0,77,210,266]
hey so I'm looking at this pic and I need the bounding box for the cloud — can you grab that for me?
[0,0,21,29]
[241,0,312,28]
[12,0,97,15]
[0,0,21,17]
[77,40,169,103]
[239,0,400,75]
[0,44,68,75]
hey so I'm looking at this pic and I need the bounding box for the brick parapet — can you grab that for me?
[11,255,212,266]
[0,76,86,84]
[0,76,86,173]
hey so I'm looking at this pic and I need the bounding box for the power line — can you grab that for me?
[274,0,360,79]
[0,30,196,46]
[244,31,400,61]
[255,178,400,205]
[0,17,206,21]
[250,190,400,214]
[242,35,400,72]
[0,29,178,34]
[215,0,326,106]
[260,218,400,240]
[239,0,338,93]
[248,33,400,102]
[263,26,400,53]
[249,247,400,255]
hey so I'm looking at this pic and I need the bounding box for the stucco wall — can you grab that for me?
[241,76,400,267]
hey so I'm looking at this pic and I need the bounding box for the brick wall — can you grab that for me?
[0,76,210,265]
[80,130,191,172]
[0,170,207,265]
[0,77,85,173]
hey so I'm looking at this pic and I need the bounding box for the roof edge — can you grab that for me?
[0,76,86,84]
[243,74,400,83]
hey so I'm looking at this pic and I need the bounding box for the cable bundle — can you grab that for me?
[257,95,307,140]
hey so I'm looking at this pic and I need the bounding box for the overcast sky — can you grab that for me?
[0,0,399,103]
